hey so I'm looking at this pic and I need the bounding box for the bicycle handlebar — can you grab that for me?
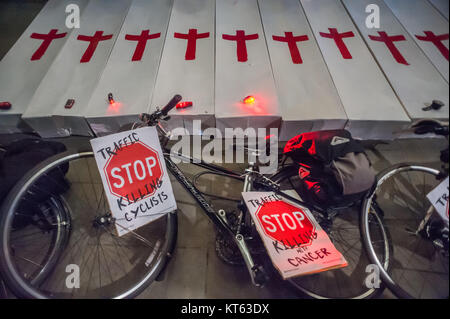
[413,122,449,136]
[161,94,182,116]
[139,94,183,126]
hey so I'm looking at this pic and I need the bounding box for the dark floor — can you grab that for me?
[0,0,48,60]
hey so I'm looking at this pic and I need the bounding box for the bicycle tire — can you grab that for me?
[0,151,178,299]
[267,165,390,299]
[29,194,72,287]
[361,163,448,299]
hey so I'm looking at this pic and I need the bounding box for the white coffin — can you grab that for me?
[385,0,449,82]
[343,0,448,121]
[300,0,410,139]
[428,0,449,20]
[0,0,89,133]
[149,0,215,134]
[215,0,281,134]
[85,0,173,136]
[22,0,132,138]
[259,0,347,141]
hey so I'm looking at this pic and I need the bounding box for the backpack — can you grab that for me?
[283,130,375,206]
[0,134,69,225]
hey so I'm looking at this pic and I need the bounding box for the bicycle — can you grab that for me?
[361,120,449,299]
[0,95,390,299]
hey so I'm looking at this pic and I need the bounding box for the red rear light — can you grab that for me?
[243,95,256,105]
[64,99,75,109]
[0,102,12,110]
[176,101,193,109]
[108,93,115,105]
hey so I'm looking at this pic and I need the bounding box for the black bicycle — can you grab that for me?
[0,95,390,299]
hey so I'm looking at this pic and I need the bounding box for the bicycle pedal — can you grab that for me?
[252,265,269,287]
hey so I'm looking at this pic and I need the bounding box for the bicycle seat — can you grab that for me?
[411,119,449,136]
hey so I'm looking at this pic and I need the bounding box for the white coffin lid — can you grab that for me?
[0,0,89,117]
[428,0,449,20]
[300,0,409,132]
[385,0,449,82]
[344,0,448,121]
[258,0,347,137]
[84,0,173,121]
[22,0,132,121]
[149,0,215,129]
[215,0,280,129]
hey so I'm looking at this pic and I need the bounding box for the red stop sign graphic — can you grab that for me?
[255,201,315,246]
[104,141,163,201]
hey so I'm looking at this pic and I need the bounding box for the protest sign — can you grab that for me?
[90,126,177,236]
[427,176,449,225]
[242,191,347,279]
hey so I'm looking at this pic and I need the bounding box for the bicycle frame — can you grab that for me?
[149,118,331,286]
[163,150,270,285]
[163,151,240,238]
[160,144,332,287]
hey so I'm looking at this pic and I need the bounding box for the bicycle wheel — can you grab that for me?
[361,164,449,299]
[9,194,72,288]
[0,151,177,299]
[269,165,390,299]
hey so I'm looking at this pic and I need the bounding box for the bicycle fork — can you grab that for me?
[217,209,267,287]
[216,164,268,287]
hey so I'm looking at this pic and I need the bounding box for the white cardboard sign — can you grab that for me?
[258,0,347,141]
[343,0,449,121]
[0,0,89,117]
[427,176,449,225]
[242,191,347,279]
[90,127,177,236]
[150,0,215,133]
[300,0,410,139]
[23,0,133,137]
[385,0,449,82]
[215,0,281,132]
[85,0,173,131]
[429,0,449,20]
[0,0,89,133]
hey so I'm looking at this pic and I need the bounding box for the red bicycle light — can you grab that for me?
[108,93,115,105]
[176,101,193,109]
[0,102,12,110]
[243,95,256,105]
[64,99,75,109]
